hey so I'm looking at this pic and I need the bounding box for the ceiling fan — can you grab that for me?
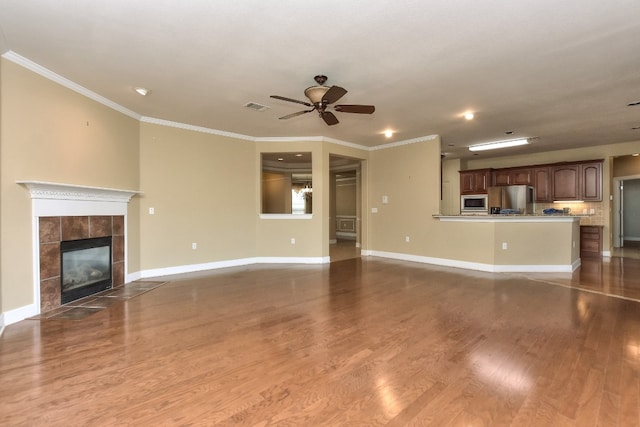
[270,75,375,126]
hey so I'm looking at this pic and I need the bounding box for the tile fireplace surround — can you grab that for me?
[39,215,124,312]
[17,181,139,317]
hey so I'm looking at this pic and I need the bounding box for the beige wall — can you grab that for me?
[335,178,356,216]
[0,59,140,312]
[369,138,442,255]
[613,154,640,177]
[256,141,331,258]
[139,123,256,270]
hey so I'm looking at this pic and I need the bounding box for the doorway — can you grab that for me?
[329,155,362,262]
[612,175,640,259]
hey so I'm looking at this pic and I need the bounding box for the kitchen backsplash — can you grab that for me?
[535,202,605,226]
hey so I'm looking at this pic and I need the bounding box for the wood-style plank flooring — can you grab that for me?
[1,256,640,426]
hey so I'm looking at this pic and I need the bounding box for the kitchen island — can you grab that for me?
[428,214,582,272]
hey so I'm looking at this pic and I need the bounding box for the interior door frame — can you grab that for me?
[612,174,640,248]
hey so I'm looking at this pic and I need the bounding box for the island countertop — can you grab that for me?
[432,214,583,223]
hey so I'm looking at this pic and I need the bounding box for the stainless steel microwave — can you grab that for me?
[460,194,488,215]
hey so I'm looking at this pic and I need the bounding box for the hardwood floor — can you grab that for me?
[1,257,640,426]
[330,239,360,262]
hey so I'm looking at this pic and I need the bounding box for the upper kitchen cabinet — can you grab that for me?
[531,167,551,202]
[460,169,492,194]
[492,168,531,186]
[551,164,580,200]
[580,162,602,201]
[550,160,603,202]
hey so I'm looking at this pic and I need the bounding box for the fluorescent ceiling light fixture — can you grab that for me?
[464,112,474,120]
[468,138,529,152]
[134,87,150,96]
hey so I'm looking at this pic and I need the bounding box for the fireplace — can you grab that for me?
[61,236,113,304]
[17,181,139,318]
[38,215,126,312]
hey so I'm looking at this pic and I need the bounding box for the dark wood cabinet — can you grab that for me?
[492,169,511,186]
[551,164,580,200]
[462,160,602,201]
[460,169,491,194]
[531,167,551,202]
[511,169,531,185]
[580,225,603,257]
[581,162,602,201]
[491,168,531,186]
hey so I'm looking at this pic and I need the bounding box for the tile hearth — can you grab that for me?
[30,280,168,320]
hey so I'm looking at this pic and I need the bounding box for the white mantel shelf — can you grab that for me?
[433,214,583,223]
[17,180,140,202]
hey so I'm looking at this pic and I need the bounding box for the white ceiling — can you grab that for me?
[1,0,639,159]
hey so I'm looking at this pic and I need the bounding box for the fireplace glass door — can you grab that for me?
[60,236,112,303]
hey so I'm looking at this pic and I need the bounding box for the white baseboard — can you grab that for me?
[363,250,578,273]
[138,256,329,280]
[2,303,38,327]
[0,313,4,336]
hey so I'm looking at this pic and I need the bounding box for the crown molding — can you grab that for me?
[4,51,440,152]
[370,134,439,151]
[140,116,255,141]
[2,51,141,121]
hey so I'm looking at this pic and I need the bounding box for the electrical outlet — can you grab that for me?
[405,236,410,242]
[149,207,155,215]
[502,242,508,250]
[382,195,389,204]
[192,242,197,250]
[590,208,595,214]
[372,207,378,213]
[290,238,296,245]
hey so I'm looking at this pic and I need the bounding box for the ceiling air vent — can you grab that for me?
[243,102,270,112]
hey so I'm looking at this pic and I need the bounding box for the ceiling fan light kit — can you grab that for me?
[270,75,375,126]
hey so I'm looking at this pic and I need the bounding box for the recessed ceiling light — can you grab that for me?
[134,87,150,96]
[628,101,640,106]
[632,153,639,157]
[464,112,474,120]
[277,157,284,161]
[295,153,303,157]
[384,130,393,138]
[469,138,529,152]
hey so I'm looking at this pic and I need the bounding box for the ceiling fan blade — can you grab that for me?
[334,104,376,114]
[279,109,314,120]
[322,86,347,104]
[270,95,313,107]
[320,111,339,126]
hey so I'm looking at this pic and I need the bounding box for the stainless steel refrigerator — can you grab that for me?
[487,185,535,214]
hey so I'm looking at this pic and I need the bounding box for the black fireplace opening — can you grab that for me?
[60,236,112,304]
